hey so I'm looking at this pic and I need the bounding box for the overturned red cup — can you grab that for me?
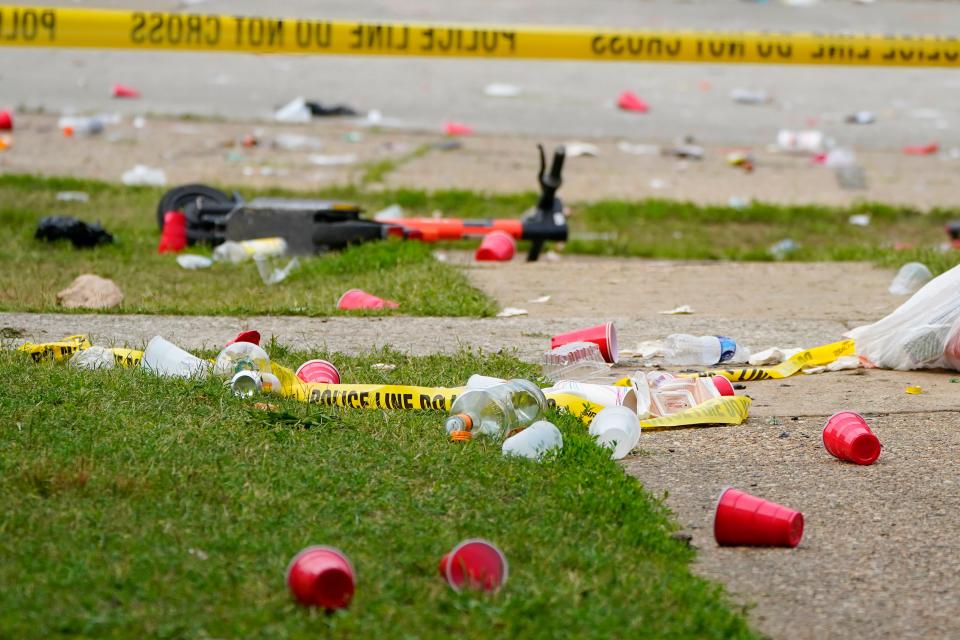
[157,211,187,254]
[551,322,618,364]
[296,359,341,384]
[438,539,508,593]
[617,90,649,113]
[112,83,140,98]
[714,487,804,548]
[226,330,261,347]
[0,109,12,131]
[475,230,516,262]
[822,412,881,465]
[337,289,399,311]
[712,375,735,397]
[286,545,355,609]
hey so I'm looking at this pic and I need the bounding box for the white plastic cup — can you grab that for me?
[546,381,637,412]
[502,420,563,460]
[141,336,211,379]
[588,405,641,460]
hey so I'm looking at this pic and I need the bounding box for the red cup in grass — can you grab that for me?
[337,289,399,311]
[550,322,618,364]
[438,539,508,593]
[295,359,341,384]
[286,546,355,609]
[475,230,516,262]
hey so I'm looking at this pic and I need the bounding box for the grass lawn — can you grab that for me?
[0,345,756,639]
[0,175,497,317]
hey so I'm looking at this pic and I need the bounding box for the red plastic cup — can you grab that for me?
[822,412,881,465]
[226,330,261,347]
[295,359,341,384]
[157,211,187,254]
[550,322,618,364]
[475,231,516,262]
[617,91,649,113]
[714,487,804,548]
[0,110,12,131]
[337,289,399,311]
[712,375,735,397]
[903,142,939,156]
[438,539,508,593]
[286,546,355,609]
[112,83,140,98]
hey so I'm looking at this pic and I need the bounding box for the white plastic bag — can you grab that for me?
[846,263,960,370]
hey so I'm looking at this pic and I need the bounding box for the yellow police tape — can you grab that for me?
[2,6,959,67]
[15,334,750,430]
[18,335,143,366]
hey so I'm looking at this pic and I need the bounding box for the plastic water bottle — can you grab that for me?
[663,334,750,366]
[58,116,105,137]
[445,379,546,441]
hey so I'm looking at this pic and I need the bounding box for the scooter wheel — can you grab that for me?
[156,184,234,230]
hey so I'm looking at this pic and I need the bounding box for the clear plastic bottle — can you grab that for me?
[663,334,750,366]
[445,379,546,441]
[58,115,105,137]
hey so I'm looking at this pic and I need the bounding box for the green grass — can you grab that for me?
[0,346,756,639]
[0,175,496,317]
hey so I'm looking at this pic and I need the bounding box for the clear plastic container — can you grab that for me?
[445,379,546,440]
[645,372,721,417]
[541,341,608,382]
[502,420,563,460]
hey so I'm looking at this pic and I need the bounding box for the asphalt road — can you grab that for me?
[5,0,960,149]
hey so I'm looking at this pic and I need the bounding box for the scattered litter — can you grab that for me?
[502,420,563,460]
[308,153,357,166]
[70,346,115,370]
[528,295,551,303]
[552,322,617,364]
[715,488,803,548]
[484,83,521,98]
[848,214,871,226]
[35,216,113,248]
[371,363,397,372]
[542,342,608,382]
[158,211,187,254]
[905,385,924,395]
[475,231,516,262]
[213,238,287,264]
[444,121,474,136]
[432,251,449,262]
[337,289,399,310]
[649,178,667,190]
[56,274,123,309]
[438,539,507,593]
[776,129,826,154]
[590,406,641,460]
[803,355,862,374]
[55,191,90,203]
[564,142,599,157]
[748,347,802,366]
[0,109,12,131]
[121,164,167,186]
[373,204,404,222]
[496,307,528,318]
[726,151,755,172]
[59,115,105,137]
[287,546,355,608]
[823,412,881,465]
[730,88,771,105]
[889,262,932,295]
[821,147,856,168]
[274,97,311,123]
[769,238,798,260]
[617,141,660,156]
[660,305,694,315]
[296,359,340,384]
[132,116,147,129]
[273,133,324,151]
[663,334,750,366]
[255,256,299,285]
[728,196,749,209]
[903,142,939,156]
[845,111,876,124]
[112,83,140,98]
[187,548,209,561]
[617,91,649,113]
[664,137,704,160]
[306,101,358,117]
[847,262,960,370]
[620,340,668,359]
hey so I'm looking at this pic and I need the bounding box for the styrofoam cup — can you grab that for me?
[141,335,210,379]
[502,420,563,460]
[588,405,641,460]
